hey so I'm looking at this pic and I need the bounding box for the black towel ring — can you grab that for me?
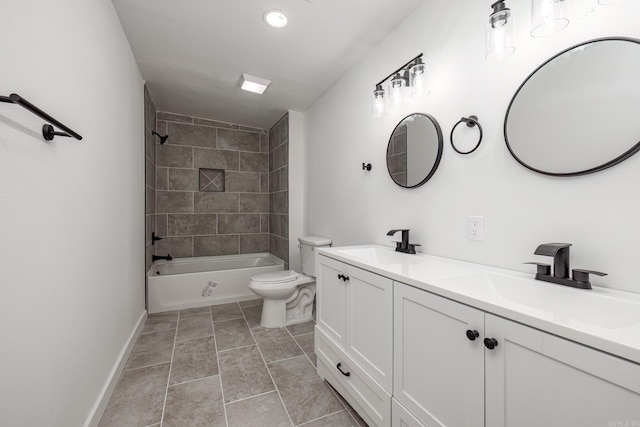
[450,115,483,155]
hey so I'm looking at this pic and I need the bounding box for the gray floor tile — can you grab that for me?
[253,327,303,363]
[226,391,292,427]
[170,336,218,386]
[211,302,243,322]
[163,376,225,427]
[125,329,175,370]
[239,298,263,307]
[179,305,211,316]
[300,410,359,427]
[293,333,317,367]
[98,363,169,427]
[142,311,178,333]
[241,304,262,329]
[176,312,213,342]
[268,356,343,425]
[218,345,275,403]
[286,320,315,336]
[328,385,369,427]
[214,318,255,351]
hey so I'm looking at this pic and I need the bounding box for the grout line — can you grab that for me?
[167,373,219,388]
[294,409,347,426]
[216,343,258,354]
[224,389,278,406]
[241,305,295,427]
[159,316,179,426]
[212,304,231,427]
[287,327,316,369]
[139,327,177,335]
[265,353,308,366]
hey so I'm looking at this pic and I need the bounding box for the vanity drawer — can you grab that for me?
[316,327,391,427]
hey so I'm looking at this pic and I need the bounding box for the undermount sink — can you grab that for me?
[441,271,640,331]
[332,246,415,265]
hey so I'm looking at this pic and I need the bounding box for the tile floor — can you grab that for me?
[98,299,368,427]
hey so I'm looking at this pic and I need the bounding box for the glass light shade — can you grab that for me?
[486,2,515,61]
[409,60,428,98]
[388,73,407,109]
[372,85,386,118]
[531,0,569,38]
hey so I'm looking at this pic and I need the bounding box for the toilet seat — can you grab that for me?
[251,270,299,283]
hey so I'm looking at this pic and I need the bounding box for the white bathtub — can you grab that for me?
[147,253,284,314]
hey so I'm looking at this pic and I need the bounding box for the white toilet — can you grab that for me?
[249,236,332,328]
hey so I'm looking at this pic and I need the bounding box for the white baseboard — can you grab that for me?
[84,310,147,427]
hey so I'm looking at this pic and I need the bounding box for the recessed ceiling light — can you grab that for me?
[240,73,272,94]
[263,9,288,28]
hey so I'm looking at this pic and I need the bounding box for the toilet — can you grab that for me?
[249,236,332,328]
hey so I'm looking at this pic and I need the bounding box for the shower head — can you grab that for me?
[152,131,169,145]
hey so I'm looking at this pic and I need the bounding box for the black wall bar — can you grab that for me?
[0,93,83,141]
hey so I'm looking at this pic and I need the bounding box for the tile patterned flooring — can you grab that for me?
[98,299,367,427]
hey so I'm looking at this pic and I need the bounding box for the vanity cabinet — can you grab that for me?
[394,281,640,427]
[316,254,393,426]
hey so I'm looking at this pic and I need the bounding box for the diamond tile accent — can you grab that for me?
[199,168,225,192]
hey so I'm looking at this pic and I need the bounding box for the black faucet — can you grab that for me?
[152,254,173,262]
[525,243,606,289]
[387,229,420,254]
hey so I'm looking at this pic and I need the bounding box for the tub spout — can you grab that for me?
[152,254,172,262]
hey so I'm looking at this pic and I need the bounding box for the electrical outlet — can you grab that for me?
[468,216,484,241]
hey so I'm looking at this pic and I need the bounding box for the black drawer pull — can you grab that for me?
[484,337,498,350]
[336,362,351,377]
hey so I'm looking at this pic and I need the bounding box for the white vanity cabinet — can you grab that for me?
[316,254,393,427]
[394,281,640,427]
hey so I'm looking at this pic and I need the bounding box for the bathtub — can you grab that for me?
[147,253,284,314]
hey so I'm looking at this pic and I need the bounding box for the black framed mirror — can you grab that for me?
[386,113,443,188]
[505,37,640,177]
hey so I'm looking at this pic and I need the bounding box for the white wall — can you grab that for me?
[0,1,145,426]
[305,0,640,294]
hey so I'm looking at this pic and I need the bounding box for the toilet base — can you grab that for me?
[259,283,315,328]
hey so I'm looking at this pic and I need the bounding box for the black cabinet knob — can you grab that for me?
[343,276,349,281]
[338,274,344,280]
[466,329,480,341]
[484,337,498,350]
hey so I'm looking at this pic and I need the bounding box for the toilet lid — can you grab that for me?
[252,270,299,283]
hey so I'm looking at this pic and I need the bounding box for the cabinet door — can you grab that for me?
[485,314,640,427]
[316,255,346,348]
[345,265,393,391]
[394,283,484,427]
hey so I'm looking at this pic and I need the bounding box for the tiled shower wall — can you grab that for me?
[153,112,271,258]
[269,114,289,268]
[144,86,157,274]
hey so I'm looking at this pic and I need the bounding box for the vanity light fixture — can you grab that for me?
[240,73,272,94]
[486,0,516,61]
[597,0,623,4]
[263,9,288,28]
[530,0,569,38]
[371,53,425,118]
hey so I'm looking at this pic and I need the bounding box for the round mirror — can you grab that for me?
[505,38,640,176]
[386,113,443,188]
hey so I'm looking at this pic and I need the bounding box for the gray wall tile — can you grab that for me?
[272,143,288,171]
[145,155,155,190]
[157,192,194,214]
[157,145,193,168]
[260,173,269,193]
[168,214,217,236]
[168,122,217,148]
[193,117,238,129]
[168,169,198,191]
[279,215,289,239]
[146,187,156,215]
[239,125,262,133]
[219,214,261,234]
[260,134,269,154]
[194,193,239,213]
[240,194,269,213]
[156,167,169,191]
[193,147,239,170]
[226,172,260,193]
[145,128,156,165]
[239,152,269,173]
[217,129,260,152]
[157,111,194,123]
[261,214,269,234]
[156,236,193,258]
[271,191,288,214]
[145,214,155,244]
[279,116,289,144]
[156,214,168,236]
[240,234,269,254]
[194,235,239,256]
[269,214,281,237]
[280,167,288,191]
[270,235,288,264]
[269,125,280,153]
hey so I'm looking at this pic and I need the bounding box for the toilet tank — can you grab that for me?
[298,236,332,276]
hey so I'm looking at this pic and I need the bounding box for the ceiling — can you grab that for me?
[111,0,425,129]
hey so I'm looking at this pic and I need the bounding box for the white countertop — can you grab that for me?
[318,244,640,365]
